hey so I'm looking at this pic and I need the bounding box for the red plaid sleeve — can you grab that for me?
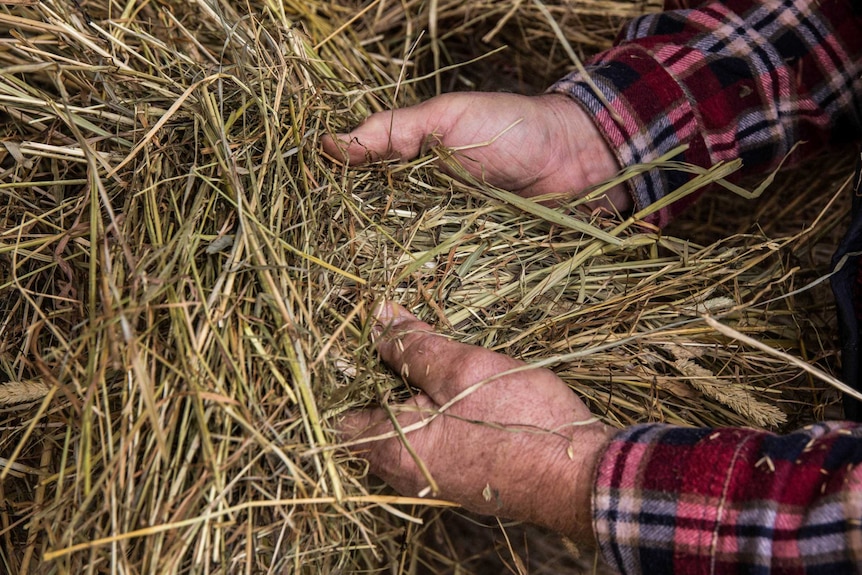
[593,422,862,573]
[550,0,862,227]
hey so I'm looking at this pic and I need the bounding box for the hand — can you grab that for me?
[322,92,631,213]
[339,302,615,547]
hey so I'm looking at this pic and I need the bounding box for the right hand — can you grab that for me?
[339,302,615,547]
[322,92,631,212]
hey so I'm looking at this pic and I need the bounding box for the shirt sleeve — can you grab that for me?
[593,422,862,573]
[549,0,862,227]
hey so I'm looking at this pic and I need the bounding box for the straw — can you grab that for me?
[0,0,851,572]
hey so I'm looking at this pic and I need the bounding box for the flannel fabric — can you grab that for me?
[550,0,862,227]
[552,0,862,571]
[552,0,862,570]
[594,423,862,573]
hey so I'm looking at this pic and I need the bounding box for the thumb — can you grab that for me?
[321,103,440,165]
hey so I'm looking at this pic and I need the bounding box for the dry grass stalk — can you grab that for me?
[0,0,851,572]
[663,343,787,428]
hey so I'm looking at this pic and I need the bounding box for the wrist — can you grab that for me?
[539,93,632,214]
[534,420,616,547]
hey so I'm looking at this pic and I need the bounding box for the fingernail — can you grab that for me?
[373,300,407,327]
[369,301,391,343]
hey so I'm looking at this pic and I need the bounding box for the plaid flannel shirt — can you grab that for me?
[594,423,862,573]
[549,0,862,572]
[551,0,862,227]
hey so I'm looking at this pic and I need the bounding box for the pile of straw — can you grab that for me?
[0,0,852,572]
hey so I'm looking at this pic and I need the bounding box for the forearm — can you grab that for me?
[593,422,862,573]
[550,0,862,227]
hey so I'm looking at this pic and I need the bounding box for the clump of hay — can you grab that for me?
[0,0,852,572]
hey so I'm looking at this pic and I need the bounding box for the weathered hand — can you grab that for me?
[340,302,614,546]
[322,92,631,212]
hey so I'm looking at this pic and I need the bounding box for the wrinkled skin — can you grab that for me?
[340,303,614,546]
[322,92,630,212]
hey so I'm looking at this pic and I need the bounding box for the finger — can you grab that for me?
[338,407,389,445]
[337,397,441,496]
[337,391,437,446]
[321,103,440,165]
[372,302,451,402]
[373,302,520,404]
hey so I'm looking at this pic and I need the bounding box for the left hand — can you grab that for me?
[339,302,614,546]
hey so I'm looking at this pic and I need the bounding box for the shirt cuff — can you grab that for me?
[549,45,711,228]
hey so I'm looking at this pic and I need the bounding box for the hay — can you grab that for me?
[0,0,851,572]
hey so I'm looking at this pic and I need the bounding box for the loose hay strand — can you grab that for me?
[704,316,862,403]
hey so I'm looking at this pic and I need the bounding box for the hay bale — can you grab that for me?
[0,0,850,571]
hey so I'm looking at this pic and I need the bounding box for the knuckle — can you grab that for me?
[399,327,444,359]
